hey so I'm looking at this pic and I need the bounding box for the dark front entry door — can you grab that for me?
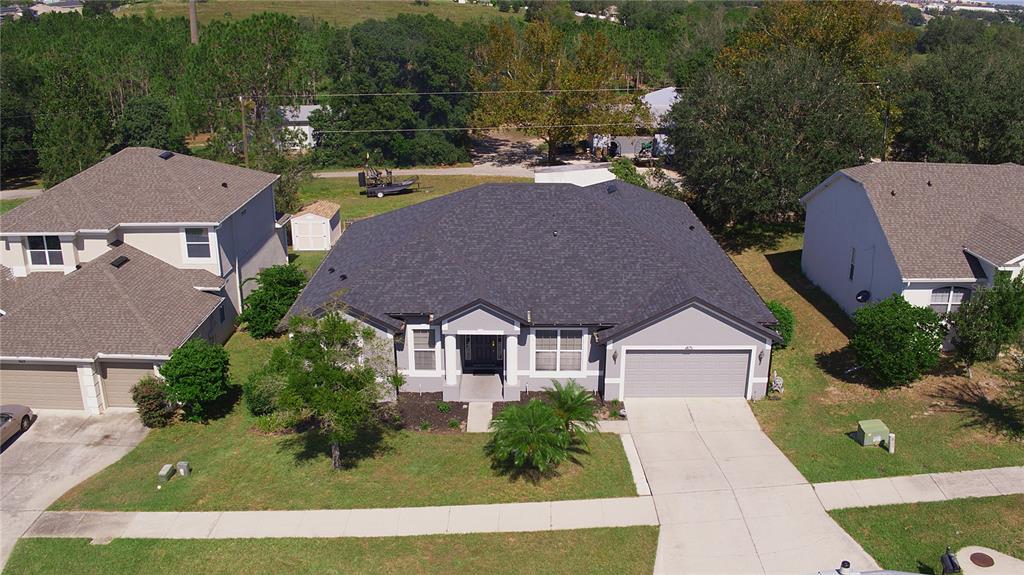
[462,335,502,373]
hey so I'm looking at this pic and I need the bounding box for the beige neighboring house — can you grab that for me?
[0,147,287,414]
[289,200,341,252]
[801,162,1023,316]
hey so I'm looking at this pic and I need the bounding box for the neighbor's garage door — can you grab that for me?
[0,364,83,409]
[624,350,750,397]
[100,362,153,407]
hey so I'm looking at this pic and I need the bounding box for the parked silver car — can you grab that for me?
[0,404,34,444]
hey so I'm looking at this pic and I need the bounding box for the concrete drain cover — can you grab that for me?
[970,552,995,568]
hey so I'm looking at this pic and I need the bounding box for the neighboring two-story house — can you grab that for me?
[0,147,287,413]
[800,162,1023,316]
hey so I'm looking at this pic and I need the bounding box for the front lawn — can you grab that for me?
[831,495,1024,574]
[299,175,531,222]
[5,527,658,575]
[0,198,28,214]
[734,234,1024,482]
[53,333,634,512]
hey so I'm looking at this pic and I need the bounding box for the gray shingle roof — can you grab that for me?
[288,181,778,340]
[0,147,278,234]
[839,162,1024,279]
[0,244,223,359]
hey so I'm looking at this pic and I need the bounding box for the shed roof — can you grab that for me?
[294,200,340,220]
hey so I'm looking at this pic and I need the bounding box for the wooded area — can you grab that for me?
[1,0,1021,225]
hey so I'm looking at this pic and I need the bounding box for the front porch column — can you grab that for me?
[443,334,458,388]
[505,334,518,386]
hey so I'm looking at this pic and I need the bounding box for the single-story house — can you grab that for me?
[800,161,1023,315]
[287,181,781,402]
[279,105,322,150]
[290,200,342,252]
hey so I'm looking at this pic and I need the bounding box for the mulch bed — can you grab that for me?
[492,390,627,421]
[397,392,468,433]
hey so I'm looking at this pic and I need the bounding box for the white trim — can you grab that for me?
[405,324,443,377]
[180,226,218,265]
[0,356,92,364]
[904,277,980,283]
[529,327,588,378]
[449,329,515,335]
[95,353,171,361]
[617,345,758,401]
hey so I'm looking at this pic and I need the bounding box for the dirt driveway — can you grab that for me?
[0,410,146,568]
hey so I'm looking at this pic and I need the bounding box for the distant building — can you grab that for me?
[279,105,322,150]
[0,5,23,20]
[29,1,84,16]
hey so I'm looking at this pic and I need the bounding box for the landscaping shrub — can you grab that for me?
[544,379,598,438]
[238,264,307,338]
[766,300,795,348]
[448,418,461,430]
[130,375,173,428]
[253,411,303,434]
[242,367,286,417]
[608,157,648,188]
[436,401,451,414]
[951,274,1024,365]
[850,295,946,387]
[159,339,232,422]
[486,400,570,476]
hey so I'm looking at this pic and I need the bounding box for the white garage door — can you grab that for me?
[100,362,153,407]
[0,364,84,409]
[624,350,750,397]
[292,220,329,251]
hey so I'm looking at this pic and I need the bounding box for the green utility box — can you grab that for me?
[856,419,889,447]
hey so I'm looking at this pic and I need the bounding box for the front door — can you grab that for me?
[462,335,503,373]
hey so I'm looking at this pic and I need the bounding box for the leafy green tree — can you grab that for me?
[543,379,598,438]
[608,158,647,188]
[159,339,231,422]
[472,20,648,164]
[951,274,1024,365]
[0,54,41,177]
[486,399,570,477]
[34,62,111,186]
[130,375,173,428]
[239,264,308,338]
[242,367,286,417]
[116,96,186,152]
[766,300,795,348]
[850,295,946,387]
[668,49,877,225]
[276,313,387,469]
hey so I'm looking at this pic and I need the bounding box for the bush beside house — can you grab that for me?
[951,274,1024,365]
[159,339,232,422]
[238,264,308,338]
[850,295,946,387]
[130,375,174,428]
[766,300,795,348]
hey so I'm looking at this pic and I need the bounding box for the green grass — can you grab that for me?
[119,0,522,27]
[299,175,531,223]
[831,495,1024,573]
[734,234,1024,482]
[4,527,659,575]
[288,250,327,278]
[53,332,634,511]
[0,198,28,214]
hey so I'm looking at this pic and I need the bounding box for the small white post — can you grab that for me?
[887,432,896,454]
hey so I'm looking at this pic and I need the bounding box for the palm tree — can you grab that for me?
[544,379,599,438]
[486,400,570,476]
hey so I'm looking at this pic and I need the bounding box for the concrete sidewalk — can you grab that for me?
[25,497,658,542]
[813,466,1024,510]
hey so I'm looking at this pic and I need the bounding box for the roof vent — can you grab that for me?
[890,189,896,197]
[926,180,932,187]
[338,274,347,281]
[221,182,228,188]
[110,255,130,268]
[606,183,617,193]
[327,267,336,274]
[158,150,174,160]
[688,225,695,231]
[553,230,559,237]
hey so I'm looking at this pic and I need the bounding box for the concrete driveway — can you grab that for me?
[626,398,878,575]
[0,410,146,568]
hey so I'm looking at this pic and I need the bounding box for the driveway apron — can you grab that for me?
[626,398,878,575]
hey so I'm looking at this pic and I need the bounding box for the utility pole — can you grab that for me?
[188,0,199,45]
[238,96,249,167]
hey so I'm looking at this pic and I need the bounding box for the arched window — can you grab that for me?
[930,286,971,314]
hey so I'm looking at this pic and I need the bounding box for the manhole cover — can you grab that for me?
[970,552,995,568]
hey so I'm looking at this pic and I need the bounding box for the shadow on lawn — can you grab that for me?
[765,249,856,339]
[487,441,589,485]
[713,222,802,254]
[929,378,1024,438]
[279,424,391,470]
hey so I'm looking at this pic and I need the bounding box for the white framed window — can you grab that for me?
[183,228,213,261]
[26,236,63,266]
[411,328,438,371]
[533,329,585,373]
[930,286,971,314]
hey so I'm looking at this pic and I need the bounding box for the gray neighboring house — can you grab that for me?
[801,162,1023,316]
[0,147,287,413]
[287,181,781,402]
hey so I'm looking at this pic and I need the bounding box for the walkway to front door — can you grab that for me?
[625,398,878,575]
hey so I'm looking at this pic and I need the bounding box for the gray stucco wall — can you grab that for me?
[218,183,288,312]
[605,304,773,400]
[801,176,905,315]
